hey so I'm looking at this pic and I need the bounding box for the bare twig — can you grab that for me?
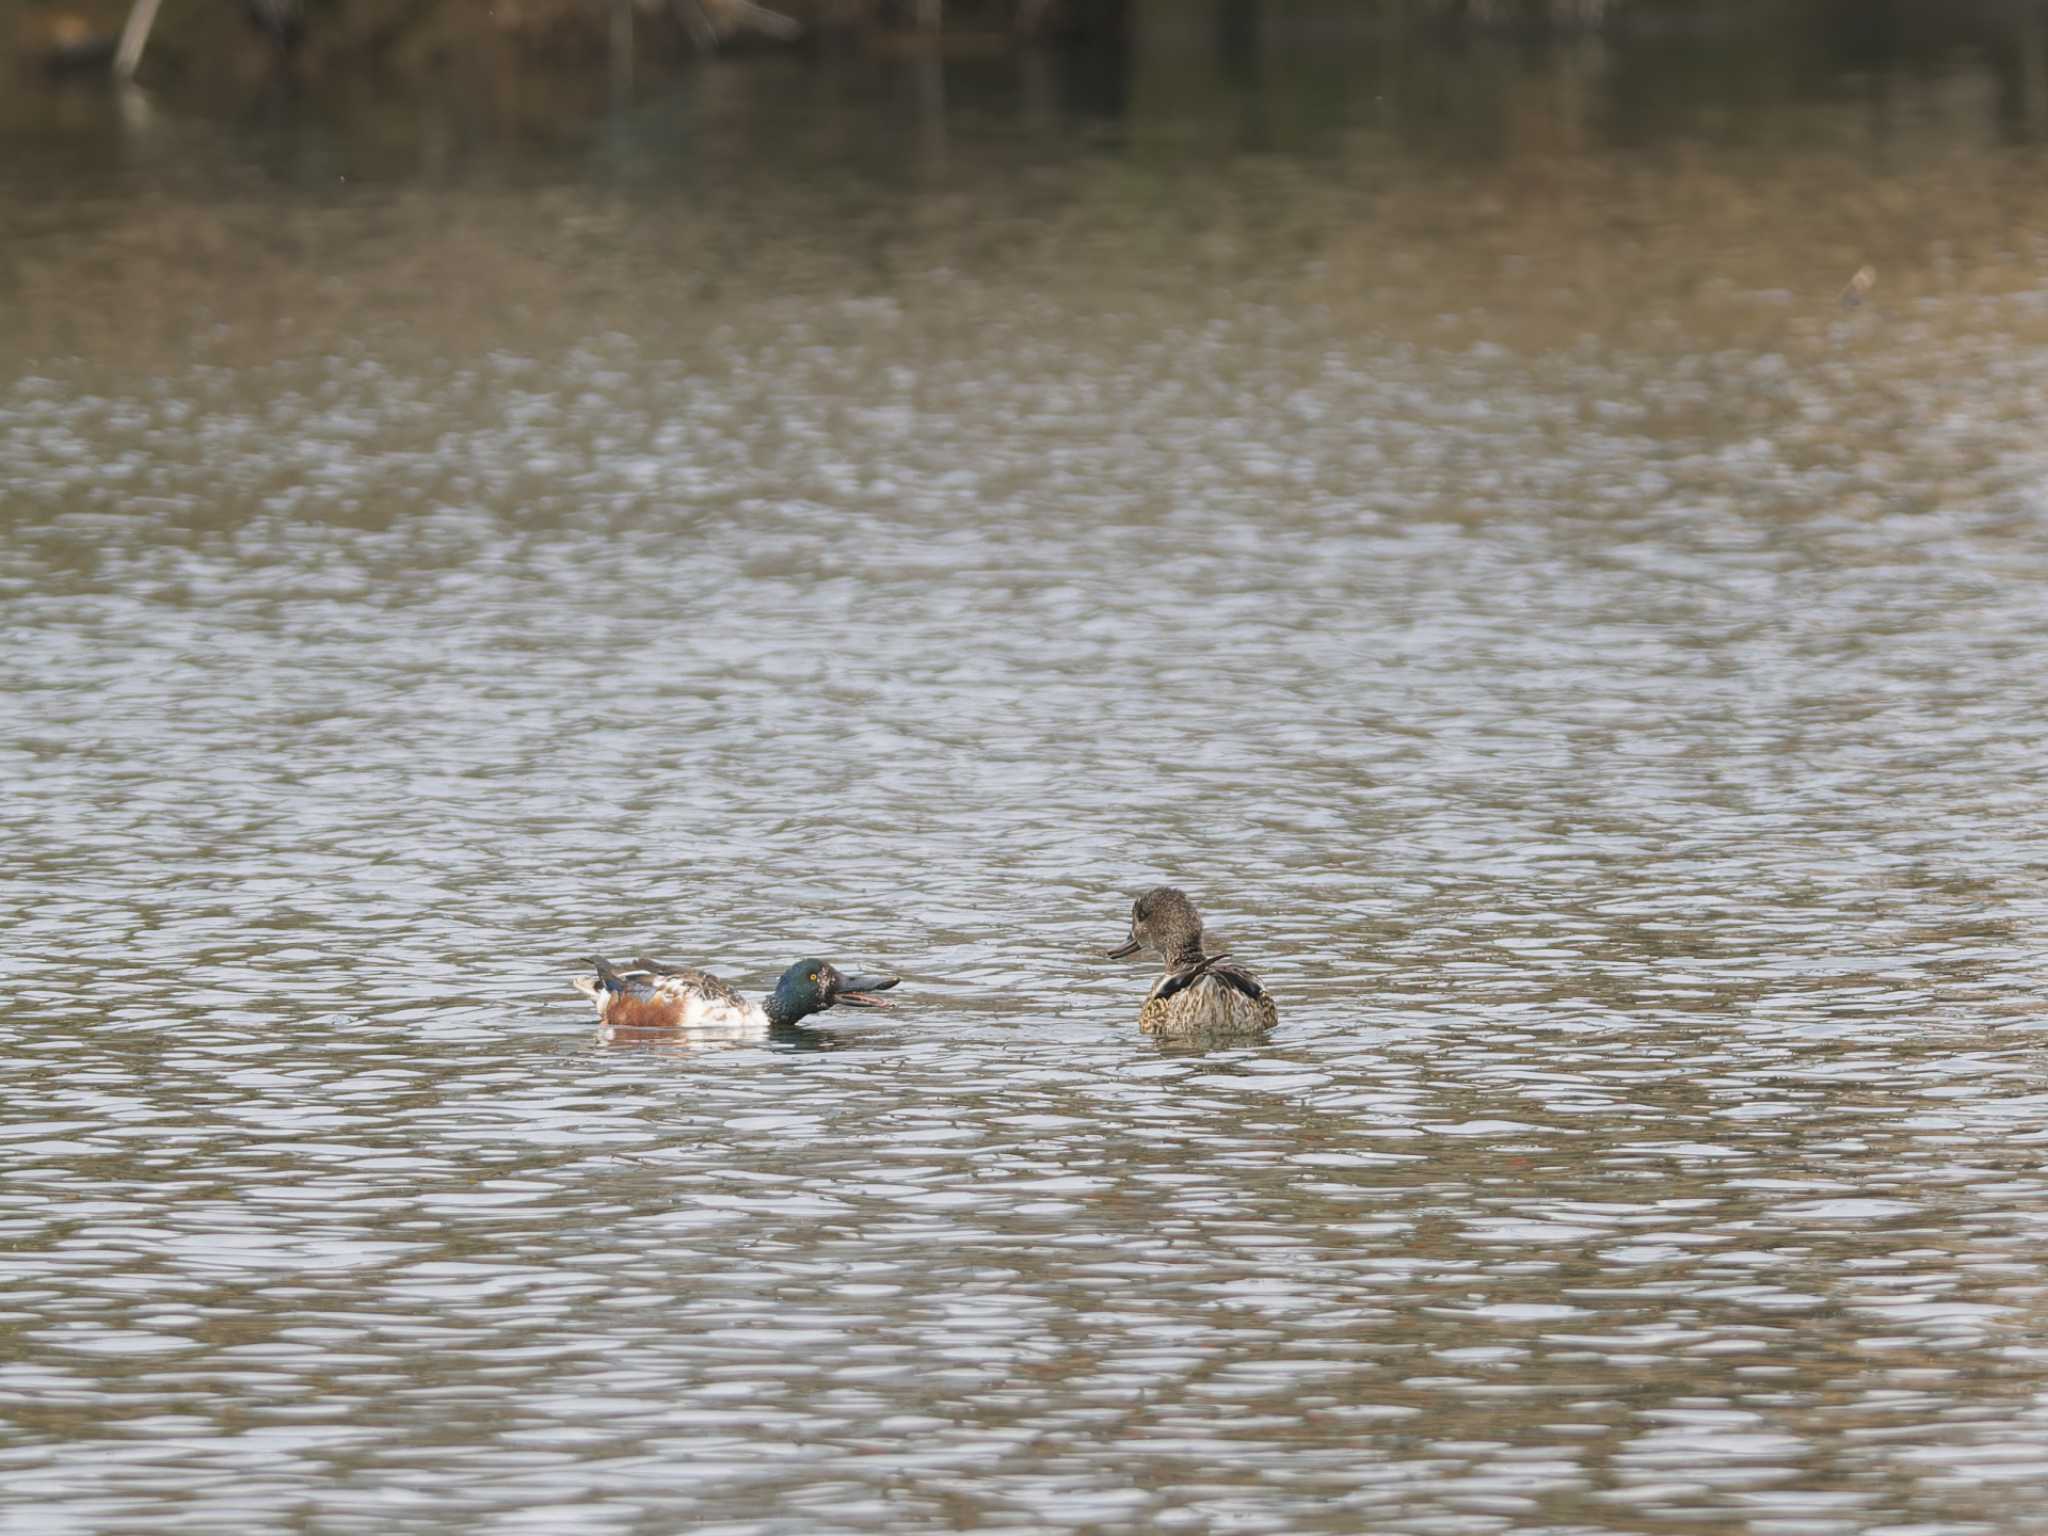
[671,0,719,52]
[726,0,803,40]
[113,0,165,80]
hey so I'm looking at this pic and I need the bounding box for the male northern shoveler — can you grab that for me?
[573,956,900,1032]
[1106,886,1278,1039]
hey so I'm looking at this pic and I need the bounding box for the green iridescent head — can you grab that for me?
[763,959,902,1026]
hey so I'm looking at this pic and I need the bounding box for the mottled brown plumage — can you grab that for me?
[1106,886,1278,1041]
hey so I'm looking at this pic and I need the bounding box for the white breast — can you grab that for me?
[674,991,770,1031]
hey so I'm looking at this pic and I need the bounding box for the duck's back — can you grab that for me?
[575,959,766,1030]
[1140,958,1278,1038]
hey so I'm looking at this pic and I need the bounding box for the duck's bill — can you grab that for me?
[1106,938,1142,959]
[834,974,899,1009]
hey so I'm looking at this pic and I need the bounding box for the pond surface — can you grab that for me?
[7,7,2048,1532]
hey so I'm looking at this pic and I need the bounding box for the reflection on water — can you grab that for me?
[7,5,2048,1533]
[600,1021,852,1053]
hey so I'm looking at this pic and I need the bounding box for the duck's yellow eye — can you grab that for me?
[809,972,819,984]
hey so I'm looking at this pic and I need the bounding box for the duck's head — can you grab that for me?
[765,959,901,1025]
[1106,886,1205,965]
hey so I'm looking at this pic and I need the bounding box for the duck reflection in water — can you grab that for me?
[595,1018,850,1054]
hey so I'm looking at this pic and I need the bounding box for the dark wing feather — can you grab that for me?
[632,958,748,1012]
[1151,954,1267,1004]
[1204,956,1268,1003]
[589,957,671,1001]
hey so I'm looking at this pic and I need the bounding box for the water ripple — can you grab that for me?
[9,54,2048,1536]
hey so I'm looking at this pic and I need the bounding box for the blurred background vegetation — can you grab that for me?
[7,0,2043,99]
[5,0,2047,373]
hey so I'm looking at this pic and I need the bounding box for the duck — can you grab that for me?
[573,956,900,1032]
[1106,886,1278,1039]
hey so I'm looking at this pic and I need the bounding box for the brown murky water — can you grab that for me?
[7,7,2048,1532]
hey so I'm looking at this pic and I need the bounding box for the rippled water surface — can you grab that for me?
[8,9,2048,1532]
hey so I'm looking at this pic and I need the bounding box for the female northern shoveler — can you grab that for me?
[573,956,900,1032]
[1106,886,1278,1039]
